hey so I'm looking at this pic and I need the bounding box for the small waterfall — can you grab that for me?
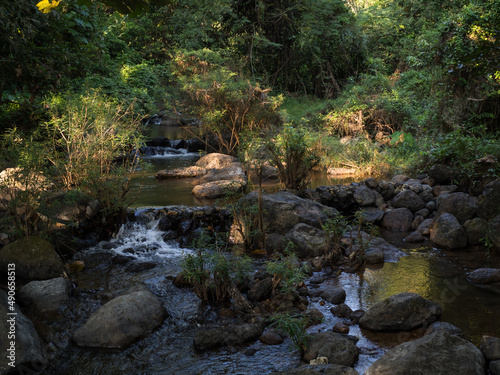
[86,208,193,261]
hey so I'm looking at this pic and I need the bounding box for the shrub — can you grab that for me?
[43,94,145,231]
[172,49,283,155]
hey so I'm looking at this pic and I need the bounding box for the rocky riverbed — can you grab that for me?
[1,150,500,374]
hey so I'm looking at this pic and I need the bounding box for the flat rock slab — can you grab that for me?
[156,166,207,179]
[359,292,441,332]
[365,330,485,375]
[192,180,246,199]
[73,285,167,349]
[193,323,264,351]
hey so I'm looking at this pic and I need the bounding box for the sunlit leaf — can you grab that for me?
[36,0,61,13]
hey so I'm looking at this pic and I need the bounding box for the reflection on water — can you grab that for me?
[345,252,500,346]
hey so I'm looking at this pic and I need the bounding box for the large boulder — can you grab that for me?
[477,178,500,219]
[436,192,478,224]
[192,180,246,199]
[430,213,467,249]
[194,165,246,184]
[193,323,264,351]
[284,223,329,259]
[353,186,376,206]
[0,236,64,280]
[240,191,338,235]
[392,190,425,212]
[73,285,168,349]
[195,153,238,170]
[427,164,454,184]
[303,331,358,366]
[359,292,441,332]
[464,217,488,246]
[19,277,70,313]
[381,208,413,232]
[0,290,47,374]
[365,330,485,375]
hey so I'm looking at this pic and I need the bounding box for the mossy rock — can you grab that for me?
[0,236,64,280]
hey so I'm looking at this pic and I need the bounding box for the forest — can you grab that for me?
[1,1,499,226]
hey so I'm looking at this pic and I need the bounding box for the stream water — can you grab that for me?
[40,124,500,374]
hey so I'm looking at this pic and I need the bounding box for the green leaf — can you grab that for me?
[36,0,61,13]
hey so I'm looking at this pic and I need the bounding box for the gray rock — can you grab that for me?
[464,217,488,245]
[382,208,413,232]
[192,180,246,199]
[433,185,458,197]
[330,304,353,319]
[364,247,385,264]
[193,323,264,351]
[415,208,430,218]
[303,331,359,366]
[365,330,485,375]
[428,164,454,184]
[417,218,433,235]
[365,177,378,189]
[273,364,358,375]
[418,188,435,203]
[194,165,246,184]
[424,321,467,340]
[491,214,500,248]
[247,277,273,302]
[411,215,424,230]
[0,290,47,374]
[353,186,376,206]
[284,223,329,259]
[430,213,467,249]
[403,231,425,243]
[436,192,478,224]
[477,178,500,219]
[391,175,410,187]
[259,329,284,345]
[156,165,207,179]
[19,277,70,313]
[320,286,346,305]
[480,335,500,361]
[304,308,325,325]
[73,286,168,349]
[195,153,237,169]
[359,208,385,223]
[240,191,338,235]
[491,360,500,375]
[0,236,64,280]
[425,200,436,212]
[359,292,441,332]
[392,190,425,212]
[468,268,500,284]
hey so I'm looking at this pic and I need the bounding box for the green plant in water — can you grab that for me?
[181,228,252,302]
[270,312,309,353]
[266,243,307,296]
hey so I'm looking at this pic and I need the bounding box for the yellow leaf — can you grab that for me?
[36,0,61,14]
